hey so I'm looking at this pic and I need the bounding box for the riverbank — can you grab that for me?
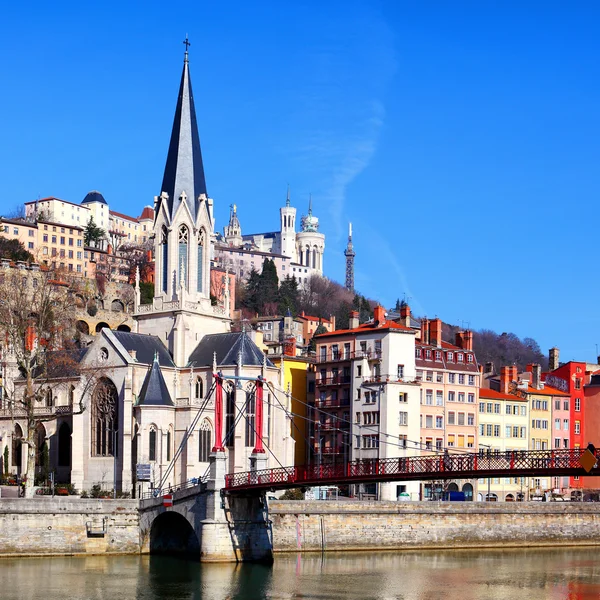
[0,498,139,556]
[2,498,600,558]
[269,500,600,553]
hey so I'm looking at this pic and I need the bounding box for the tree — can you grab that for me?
[140,281,154,305]
[0,267,104,496]
[0,236,33,262]
[259,258,279,315]
[309,321,328,351]
[278,275,299,316]
[84,216,105,247]
[241,267,261,314]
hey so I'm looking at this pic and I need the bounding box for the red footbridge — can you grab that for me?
[224,448,600,493]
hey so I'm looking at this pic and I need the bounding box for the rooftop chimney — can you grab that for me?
[349,311,359,329]
[420,318,430,344]
[455,331,465,349]
[400,303,411,327]
[549,347,559,371]
[485,361,494,375]
[500,366,511,394]
[429,318,442,348]
[532,363,542,390]
[463,330,473,351]
[373,305,386,327]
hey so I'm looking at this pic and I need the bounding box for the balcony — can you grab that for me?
[316,375,351,386]
[315,397,350,409]
[317,349,382,363]
[322,422,350,432]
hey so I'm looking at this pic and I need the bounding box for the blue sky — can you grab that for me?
[2,1,600,362]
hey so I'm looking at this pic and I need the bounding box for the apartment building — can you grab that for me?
[416,318,479,500]
[313,306,421,501]
[478,377,529,501]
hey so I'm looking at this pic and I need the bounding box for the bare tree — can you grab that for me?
[0,266,105,496]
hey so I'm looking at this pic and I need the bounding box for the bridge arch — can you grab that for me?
[150,511,200,558]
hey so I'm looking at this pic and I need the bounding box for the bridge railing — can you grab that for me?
[224,448,598,491]
[141,474,208,500]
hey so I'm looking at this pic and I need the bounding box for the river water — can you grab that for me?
[2,548,599,599]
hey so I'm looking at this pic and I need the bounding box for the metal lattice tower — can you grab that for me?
[344,222,355,292]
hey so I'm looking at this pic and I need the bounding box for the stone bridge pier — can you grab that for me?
[139,451,273,563]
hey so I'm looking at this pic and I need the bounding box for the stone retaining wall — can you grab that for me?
[0,498,139,556]
[269,501,600,553]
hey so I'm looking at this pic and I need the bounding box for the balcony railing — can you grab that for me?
[317,349,382,363]
[316,375,351,386]
[315,397,350,409]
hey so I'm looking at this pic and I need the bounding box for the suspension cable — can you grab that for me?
[156,380,216,492]
[266,380,479,457]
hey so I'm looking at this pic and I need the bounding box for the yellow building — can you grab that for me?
[478,387,529,501]
[269,354,314,466]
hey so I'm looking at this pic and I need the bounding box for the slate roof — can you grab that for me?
[188,332,274,368]
[159,53,207,222]
[137,357,174,407]
[111,331,175,367]
[82,190,107,205]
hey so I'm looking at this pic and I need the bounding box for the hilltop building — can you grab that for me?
[215,193,325,286]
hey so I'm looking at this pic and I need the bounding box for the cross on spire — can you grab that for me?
[183,35,191,61]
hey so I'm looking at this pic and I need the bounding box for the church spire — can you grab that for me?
[160,37,207,222]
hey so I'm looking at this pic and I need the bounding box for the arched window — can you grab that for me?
[197,229,205,293]
[68,385,75,407]
[245,389,256,447]
[178,225,188,288]
[195,377,203,399]
[149,426,157,462]
[161,226,168,293]
[45,388,53,407]
[91,378,118,457]
[225,386,235,447]
[12,424,22,468]
[166,429,171,462]
[35,423,47,468]
[58,422,71,467]
[198,420,211,462]
[312,247,317,269]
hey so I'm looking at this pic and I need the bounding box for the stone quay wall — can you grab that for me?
[269,501,600,553]
[0,498,139,556]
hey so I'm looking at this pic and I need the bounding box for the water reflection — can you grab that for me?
[0,548,599,599]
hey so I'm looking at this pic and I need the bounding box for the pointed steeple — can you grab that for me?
[160,38,208,222]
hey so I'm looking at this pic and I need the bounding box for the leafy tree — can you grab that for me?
[242,267,262,314]
[84,216,105,247]
[0,236,33,262]
[278,275,299,316]
[140,281,154,305]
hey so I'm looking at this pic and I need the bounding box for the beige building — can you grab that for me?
[416,318,480,500]
[478,371,529,501]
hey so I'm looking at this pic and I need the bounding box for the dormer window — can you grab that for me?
[416,348,422,358]
[425,350,432,359]
[467,354,473,363]
[435,351,442,361]
[457,353,464,362]
[447,352,453,362]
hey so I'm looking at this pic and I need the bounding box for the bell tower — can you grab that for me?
[136,38,229,366]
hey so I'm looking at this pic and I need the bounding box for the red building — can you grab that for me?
[582,373,600,491]
[544,357,589,492]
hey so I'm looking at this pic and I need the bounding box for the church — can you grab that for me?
[214,191,326,286]
[1,45,295,495]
